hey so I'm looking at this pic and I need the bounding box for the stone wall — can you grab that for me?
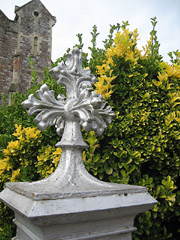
[0,0,56,104]
[0,11,18,96]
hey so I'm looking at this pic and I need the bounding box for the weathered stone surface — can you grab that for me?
[0,0,56,104]
[1,185,156,240]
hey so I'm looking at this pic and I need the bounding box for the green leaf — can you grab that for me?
[105,165,113,175]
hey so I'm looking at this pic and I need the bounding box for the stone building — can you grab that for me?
[0,0,56,104]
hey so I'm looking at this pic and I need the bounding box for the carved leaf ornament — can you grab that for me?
[22,47,115,138]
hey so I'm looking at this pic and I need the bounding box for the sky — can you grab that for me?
[1,0,180,63]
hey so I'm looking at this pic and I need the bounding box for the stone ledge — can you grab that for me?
[0,186,156,220]
[6,180,147,200]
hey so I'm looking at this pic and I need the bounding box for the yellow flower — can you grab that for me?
[96,27,143,99]
[132,28,139,43]
[95,45,117,99]
[157,72,168,82]
[106,57,114,66]
[52,157,60,167]
[4,140,21,156]
[10,169,20,182]
[18,135,25,142]
[0,160,7,174]
[83,67,89,70]
[106,48,115,58]
[115,28,130,46]
[96,65,105,75]
[45,146,52,155]
[114,44,126,56]
[52,148,62,156]
[8,140,20,149]
[165,63,176,77]
[25,127,41,140]
[173,63,180,78]
[3,148,10,156]
[177,51,180,58]
[45,167,54,177]
[13,124,23,137]
[52,148,62,167]
[104,90,113,99]
[159,62,166,70]
[125,50,134,62]
[94,75,115,99]
[82,151,86,162]
[37,154,44,165]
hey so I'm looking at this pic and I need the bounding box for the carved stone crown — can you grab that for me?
[22,47,115,139]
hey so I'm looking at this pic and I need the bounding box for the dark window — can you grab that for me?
[33,37,38,54]
[34,11,39,17]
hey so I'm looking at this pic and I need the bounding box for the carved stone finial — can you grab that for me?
[6,47,117,200]
[22,47,115,138]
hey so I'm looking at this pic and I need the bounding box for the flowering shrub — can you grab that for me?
[0,125,42,183]
[83,18,180,239]
[0,124,61,239]
[36,146,61,178]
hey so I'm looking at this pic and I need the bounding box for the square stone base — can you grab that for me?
[0,186,156,240]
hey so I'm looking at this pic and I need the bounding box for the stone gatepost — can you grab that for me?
[0,47,157,240]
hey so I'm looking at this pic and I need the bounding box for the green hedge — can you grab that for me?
[83,18,180,239]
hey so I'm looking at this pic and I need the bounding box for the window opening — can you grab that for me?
[33,37,38,55]
[34,11,39,17]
